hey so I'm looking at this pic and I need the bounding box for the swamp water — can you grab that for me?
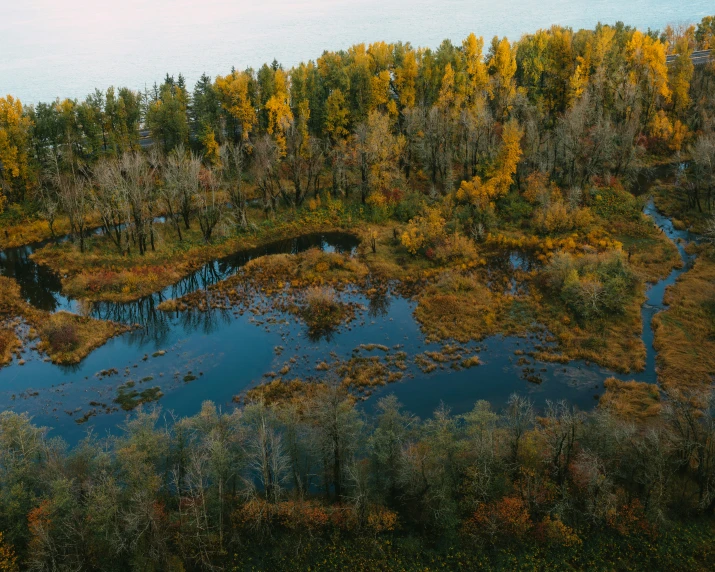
[0,195,698,443]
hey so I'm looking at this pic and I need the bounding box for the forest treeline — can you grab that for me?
[0,386,713,570]
[0,17,714,246]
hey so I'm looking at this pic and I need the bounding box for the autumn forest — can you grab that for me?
[1,14,715,571]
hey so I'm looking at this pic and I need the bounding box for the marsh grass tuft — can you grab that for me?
[599,378,661,420]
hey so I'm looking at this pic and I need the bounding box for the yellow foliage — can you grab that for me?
[324,89,350,141]
[670,119,689,152]
[395,49,418,109]
[463,33,490,103]
[214,71,256,140]
[265,70,294,156]
[650,110,690,151]
[401,206,446,255]
[366,192,387,208]
[437,63,458,109]
[669,33,695,114]
[534,201,592,233]
[367,506,399,533]
[201,130,220,167]
[538,515,582,547]
[0,95,32,204]
[0,531,17,572]
[488,37,517,117]
[456,121,523,209]
[650,109,673,140]
[568,59,589,104]
[626,30,671,105]
[370,69,392,112]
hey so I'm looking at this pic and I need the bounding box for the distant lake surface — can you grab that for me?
[1,0,712,104]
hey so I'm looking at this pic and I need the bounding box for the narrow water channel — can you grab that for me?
[0,185,698,443]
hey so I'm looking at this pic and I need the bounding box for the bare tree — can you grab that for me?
[540,400,585,486]
[36,179,60,239]
[663,389,715,513]
[93,157,131,253]
[284,120,324,207]
[195,166,224,243]
[503,393,534,470]
[252,135,283,215]
[692,132,715,212]
[117,152,158,255]
[242,401,290,503]
[53,154,90,253]
[164,145,201,241]
[308,383,363,500]
[220,142,250,230]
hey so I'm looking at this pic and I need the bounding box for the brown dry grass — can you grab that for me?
[30,210,361,303]
[616,224,682,284]
[414,271,518,343]
[413,261,645,373]
[358,225,439,281]
[298,286,353,334]
[242,378,329,408]
[0,213,103,250]
[0,328,20,367]
[533,286,647,374]
[652,247,715,389]
[599,378,662,420]
[242,249,370,292]
[37,311,128,365]
[0,276,129,365]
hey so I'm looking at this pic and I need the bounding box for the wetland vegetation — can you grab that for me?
[0,14,715,571]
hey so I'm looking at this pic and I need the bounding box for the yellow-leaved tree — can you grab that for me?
[401,206,446,255]
[462,33,490,105]
[456,121,523,210]
[395,48,418,111]
[214,70,257,141]
[324,89,350,143]
[668,31,695,116]
[202,130,221,167]
[488,37,517,119]
[0,95,33,209]
[625,30,671,126]
[0,531,17,571]
[436,63,459,110]
[265,69,293,156]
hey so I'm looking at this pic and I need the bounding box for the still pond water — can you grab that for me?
[0,174,699,442]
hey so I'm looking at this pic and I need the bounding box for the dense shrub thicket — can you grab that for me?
[0,387,713,570]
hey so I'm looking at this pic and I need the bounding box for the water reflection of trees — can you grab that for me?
[177,304,233,337]
[0,245,66,311]
[91,295,174,345]
[368,291,391,318]
[4,230,362,351]
[90,286,235,347]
